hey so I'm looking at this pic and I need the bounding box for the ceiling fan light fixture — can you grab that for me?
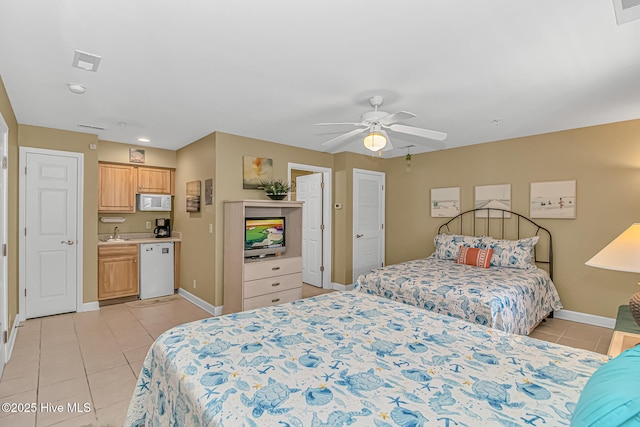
[363,131,387,152]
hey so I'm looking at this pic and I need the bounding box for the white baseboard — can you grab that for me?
[4,315,20,363]
[330,282,354,291]
[5,318,19,362]
[178,288,222,316]
[554,309,615,329]
[79,301,100,312]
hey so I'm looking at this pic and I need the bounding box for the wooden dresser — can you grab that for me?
[223,200,304,314]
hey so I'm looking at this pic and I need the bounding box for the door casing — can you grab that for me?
[288,163,332,289]
[0,113,8,369]
[18,147,84,321]
[352,168,385,283]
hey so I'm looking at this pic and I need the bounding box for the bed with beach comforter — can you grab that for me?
[355,255,562,335]
[125,290,604,427]
[355,209,563,335]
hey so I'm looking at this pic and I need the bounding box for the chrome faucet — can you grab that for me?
[113,226,120,239]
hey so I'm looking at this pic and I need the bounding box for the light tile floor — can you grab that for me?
[0,285,612,426]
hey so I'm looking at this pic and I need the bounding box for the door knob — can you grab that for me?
[356,234,364,238]
[61,240,75,245]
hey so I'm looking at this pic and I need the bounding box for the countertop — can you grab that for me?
[97,231,182,246]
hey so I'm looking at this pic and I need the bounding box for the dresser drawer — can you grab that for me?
[243,288,302,311]
[244,273,301,299]
[243,256,301,281]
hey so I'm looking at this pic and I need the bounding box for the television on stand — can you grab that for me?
[244,217,286,258]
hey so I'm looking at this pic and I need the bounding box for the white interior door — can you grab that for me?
[296,173,323,287]
[0,114,8,372]
[23,150,79,319]
[353,169,385,283]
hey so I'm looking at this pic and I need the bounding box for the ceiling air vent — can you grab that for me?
[72,50,102,72]
[613,0,640,24]
[77,124,105,131]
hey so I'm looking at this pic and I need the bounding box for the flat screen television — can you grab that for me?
[244,217,286,258]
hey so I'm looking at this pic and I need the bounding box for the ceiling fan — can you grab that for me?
[316,95,447,152]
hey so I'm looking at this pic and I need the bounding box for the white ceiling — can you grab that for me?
[1,1,640,158]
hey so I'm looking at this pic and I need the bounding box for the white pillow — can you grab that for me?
[433,234,483,260]
[481,236,539,269]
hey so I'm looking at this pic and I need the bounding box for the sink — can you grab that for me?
[100,238,130,243]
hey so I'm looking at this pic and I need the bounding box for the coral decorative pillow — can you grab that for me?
[456,246,493,268]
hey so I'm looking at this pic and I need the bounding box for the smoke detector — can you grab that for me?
[67,83,86,94]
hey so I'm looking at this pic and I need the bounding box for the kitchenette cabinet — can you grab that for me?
[137,166,174,195]
[98,163,176,214]
[98,163,136,213]
[98,244,139,300]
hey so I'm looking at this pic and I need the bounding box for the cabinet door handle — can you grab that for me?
[271,298,280,303]
[271,266,280,271]
[271,282,280,287]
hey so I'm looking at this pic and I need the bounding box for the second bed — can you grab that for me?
[355,208,562,335]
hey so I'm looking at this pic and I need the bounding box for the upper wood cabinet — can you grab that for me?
[137,167,174,195]
[98,163,136,213]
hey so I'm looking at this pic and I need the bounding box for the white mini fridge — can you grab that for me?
[139,242,174,299]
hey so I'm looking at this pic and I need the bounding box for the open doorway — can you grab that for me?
[288,163,332,289]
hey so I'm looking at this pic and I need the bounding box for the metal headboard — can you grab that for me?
[437,208,553,280]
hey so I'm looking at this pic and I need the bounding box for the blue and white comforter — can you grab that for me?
[355,256,563,335]
[126,291,603,427]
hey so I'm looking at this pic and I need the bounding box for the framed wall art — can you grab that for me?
[129,148,145,164]
[186,180,201,212]
[475,184,511,217]
[243,156,273,189]
[431,187,461,217]
[530,180,576,219]
[205,178,213,205]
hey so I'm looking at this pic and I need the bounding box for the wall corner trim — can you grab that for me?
[553,309,615,329]
[79,302,100,312]
[330,283,354,291]
[178,288,222,316]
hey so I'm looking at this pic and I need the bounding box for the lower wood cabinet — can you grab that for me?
[98,244,139,300]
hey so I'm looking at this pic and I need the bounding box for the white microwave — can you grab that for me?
[137,194,172,211]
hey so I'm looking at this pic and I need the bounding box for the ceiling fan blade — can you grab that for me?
[321,127,369,147]
[379,111,416,126]
[387,124,447,141]
[315,122,363,127]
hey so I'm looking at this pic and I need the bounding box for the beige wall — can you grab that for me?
[97,140,177,235]
[174,134,216,304]
[384,119,640,318]
[212,133,335,306]
[174,132,335,306]
[18,125,100,303]
[175,131,388,307]
[1,75,20,332]
[98,140,177,168]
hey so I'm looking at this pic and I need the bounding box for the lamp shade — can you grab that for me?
[585,224,640,273]
[363,131,386,152]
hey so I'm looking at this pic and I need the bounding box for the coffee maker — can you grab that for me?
[154,218,171,238]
